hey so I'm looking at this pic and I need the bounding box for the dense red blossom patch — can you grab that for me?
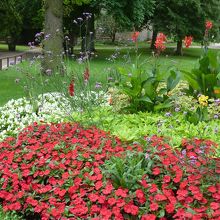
[155,32,167,52]
[0,123,219,219]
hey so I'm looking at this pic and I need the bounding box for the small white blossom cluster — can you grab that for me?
[0,91,109,141]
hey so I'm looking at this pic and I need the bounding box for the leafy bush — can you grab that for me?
[72,107,220,150]
[182,51,220,98]
[116,59,181,112]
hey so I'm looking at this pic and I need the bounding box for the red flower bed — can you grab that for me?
[0,123,219,220]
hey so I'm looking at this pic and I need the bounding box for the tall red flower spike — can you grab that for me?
[205,20,213,30]
[84,67,90,82]
[155,33,167,52]
[69,80,74,96]
[184,36,193,48]
[132,32,140,42]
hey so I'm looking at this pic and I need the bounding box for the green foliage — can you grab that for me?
[63,0,91,6]
[182,51,220,98]
[100,0,155,29]
[151,0,220,53]
[0,206,23,220]
[185,106,209,125]
[0,0,22,39]
[103,151,148,190]
[0,0,43,50]
[116,57,181,112]
[72,107,220,149]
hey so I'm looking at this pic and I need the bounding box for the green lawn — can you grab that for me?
[0,43,29,52]
[0,43,219,106]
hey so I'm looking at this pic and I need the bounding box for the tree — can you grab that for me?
[0,0,22,51]
[18,0,44,45]
[100,0,155,30]
[150,0,220,55]
[41,0,64,74]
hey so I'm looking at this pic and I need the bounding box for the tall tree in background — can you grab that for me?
[0,0,22,51]
[42,0,64,74]
[150,0,220,55]
[100,0,155,30]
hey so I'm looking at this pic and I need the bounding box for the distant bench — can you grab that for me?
[0,53,25,70]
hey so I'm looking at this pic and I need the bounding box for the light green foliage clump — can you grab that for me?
[72,107,220,148]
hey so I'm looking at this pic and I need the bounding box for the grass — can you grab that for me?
[0,43,29,52]
[0,42,219,106]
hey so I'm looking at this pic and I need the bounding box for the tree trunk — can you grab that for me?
[7,36,16,51]
[150,28,158,50]
[111,28,116,43]
[175,39,183,55]
[81,36,86,53]
[42,0,63,75]
[8,42,16,51]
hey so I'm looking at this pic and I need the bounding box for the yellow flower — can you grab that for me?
[198,95,209,106]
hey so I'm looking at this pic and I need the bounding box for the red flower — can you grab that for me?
[124,203,139,216]
[141,214,156,220]
[152,167,160,175]
[115,188,128,198]
[163,175,171,183]
[166,203,175,213]
[51,208,61,218]
[154,194,167,201]
[95,181,103,190]
[107,197,117,206]
[84,67,90,82]
[210,202,219,210]
[205,20,213,30]
[132,32,140,42]
[155,33,167,52]
[90,204,100,214]
[208,186,216,193]
[103,183,113,195]
[184,36,193,48]
[150,202,159,211]
[149,183,158,193]
[136,189,145,199]
[69,80,74,96]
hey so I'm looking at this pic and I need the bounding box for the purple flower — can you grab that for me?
[175,107,180,112]
[145,137,151,143]
[95,82,102,89]
[181,149,186,156]
[214,99,220,105]
[46,69,52,76]
[45,34,51,40]
[214,114,219,119]
[165,112,172,117]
